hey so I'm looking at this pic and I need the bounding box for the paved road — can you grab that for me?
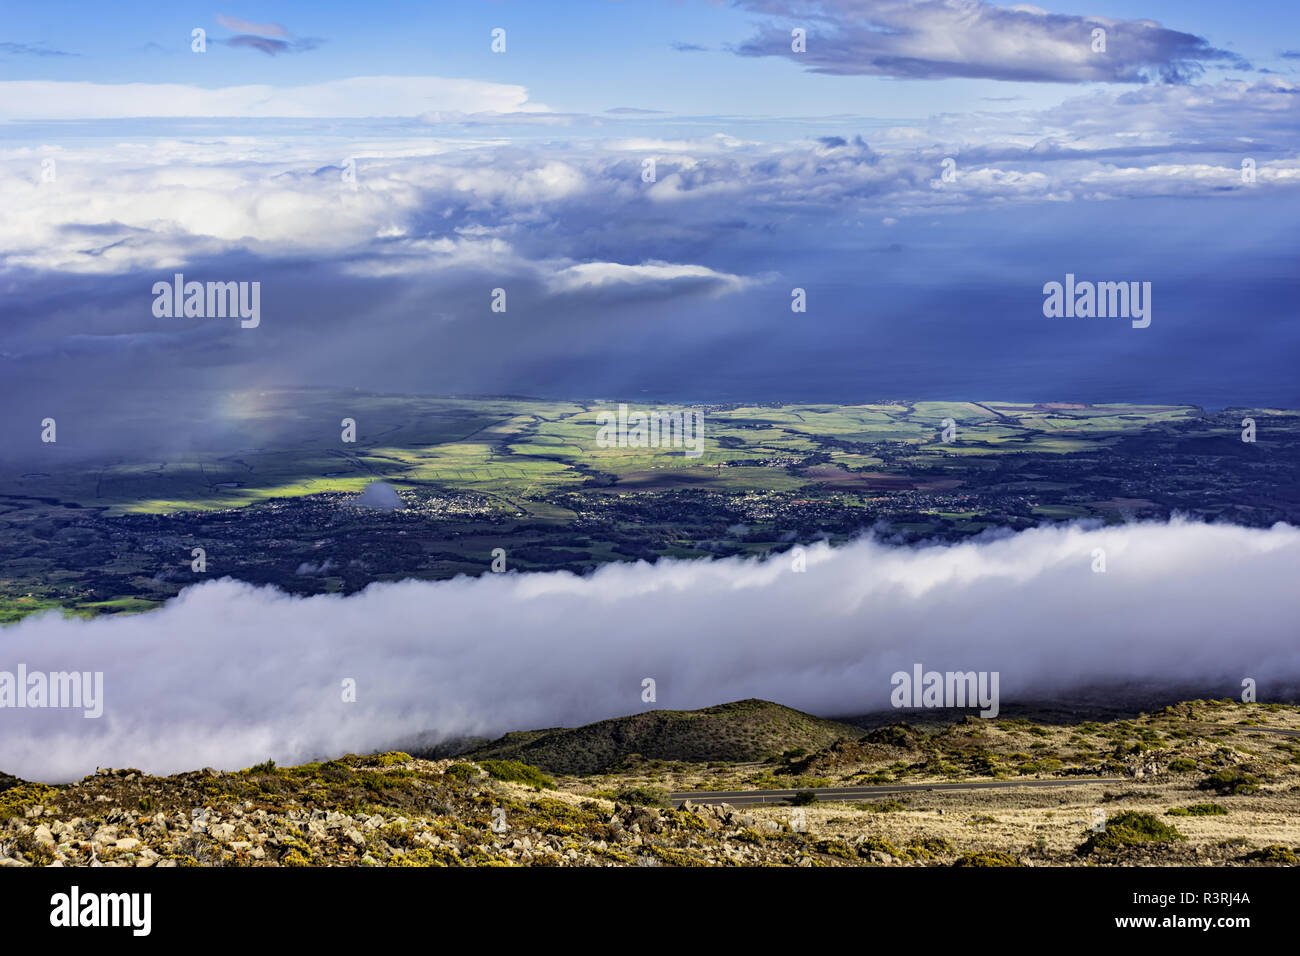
[671,777,1114,808]
[670,723,1300,808]
[1198,724,1300,738]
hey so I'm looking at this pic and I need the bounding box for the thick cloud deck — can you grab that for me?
[1,518,1297,781]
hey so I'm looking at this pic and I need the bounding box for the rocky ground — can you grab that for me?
[0,755,831,867]
[2,698,1298,867]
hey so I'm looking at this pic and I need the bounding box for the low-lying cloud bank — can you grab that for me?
[2,518,1298,781]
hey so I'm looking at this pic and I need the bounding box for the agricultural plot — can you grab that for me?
[1,388,1296,623]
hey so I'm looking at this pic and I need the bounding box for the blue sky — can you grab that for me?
[4,0,1298,117]
[1,0,1298,456]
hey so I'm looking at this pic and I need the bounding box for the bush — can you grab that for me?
[445,763,479,780]
[790,776,833,789]
[790,790,818,806]
[249,759,278,774]
[953,851,1021,867]
[968,752,1002,775]
[1199,769,1260,795]
[906,837,955,860]
[319,760,354,783]
[0,783,57,820]
[858,836,901,859]
[1167,758,1198,772]
[813,838,853,859]
[477,760,554,789]
[1077,811,1186,855]
[1166,803,1227,817]
[1244,845,1297,864]
[613,786,669,807]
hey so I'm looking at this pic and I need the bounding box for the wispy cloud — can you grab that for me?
[223,34,322,56]
[0,75,535,120]
[215,13,320,55]
[0,40,76,57]
[546,260,749,297]
[732,0,1249,83]
[215,14,291,39]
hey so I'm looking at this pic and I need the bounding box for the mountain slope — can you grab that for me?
[461,699,863,775]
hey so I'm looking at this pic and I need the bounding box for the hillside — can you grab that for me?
[459,699,863,774]
[2,698,1299,867]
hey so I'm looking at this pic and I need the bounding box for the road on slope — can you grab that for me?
[671,777,1114,808]
[671,724,1300,807]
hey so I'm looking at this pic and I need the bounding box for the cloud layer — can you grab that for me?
[0,75,535,120]
[5,79,1296,276]
[734,0,1249,82]
[2,518,1297,782]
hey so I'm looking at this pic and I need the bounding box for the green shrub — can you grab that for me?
[968,752,1002,775]
[646,845,708,867]
[0,783,57,820]
[906,837,955,860]
[789,776,833,789]
[477,760,554,789]
[1167,758,1198,772]
[1244,845,1297,864]
[952,851,1021,867]
[445,763,479,780]
[813,838,853,859]
[249,759,278,774]
[858,836,901,858]
[319,760,354,783]
[1077,811,1186,854]
[1199,769,1260,795]
[790,790,817,806]
[613,786,669,807]
[1166,803,1227,817]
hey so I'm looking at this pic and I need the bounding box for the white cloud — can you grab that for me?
[733,0,1246,83]
[1,519,1296,781]
[215,15,291,38]
[0,75,537,120]
[604,134,749,152]
[547,260,748,295]
[2,80,1297,277]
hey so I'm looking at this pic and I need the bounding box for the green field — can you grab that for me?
[1,388,1296,623]
[0,391,1216,515]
